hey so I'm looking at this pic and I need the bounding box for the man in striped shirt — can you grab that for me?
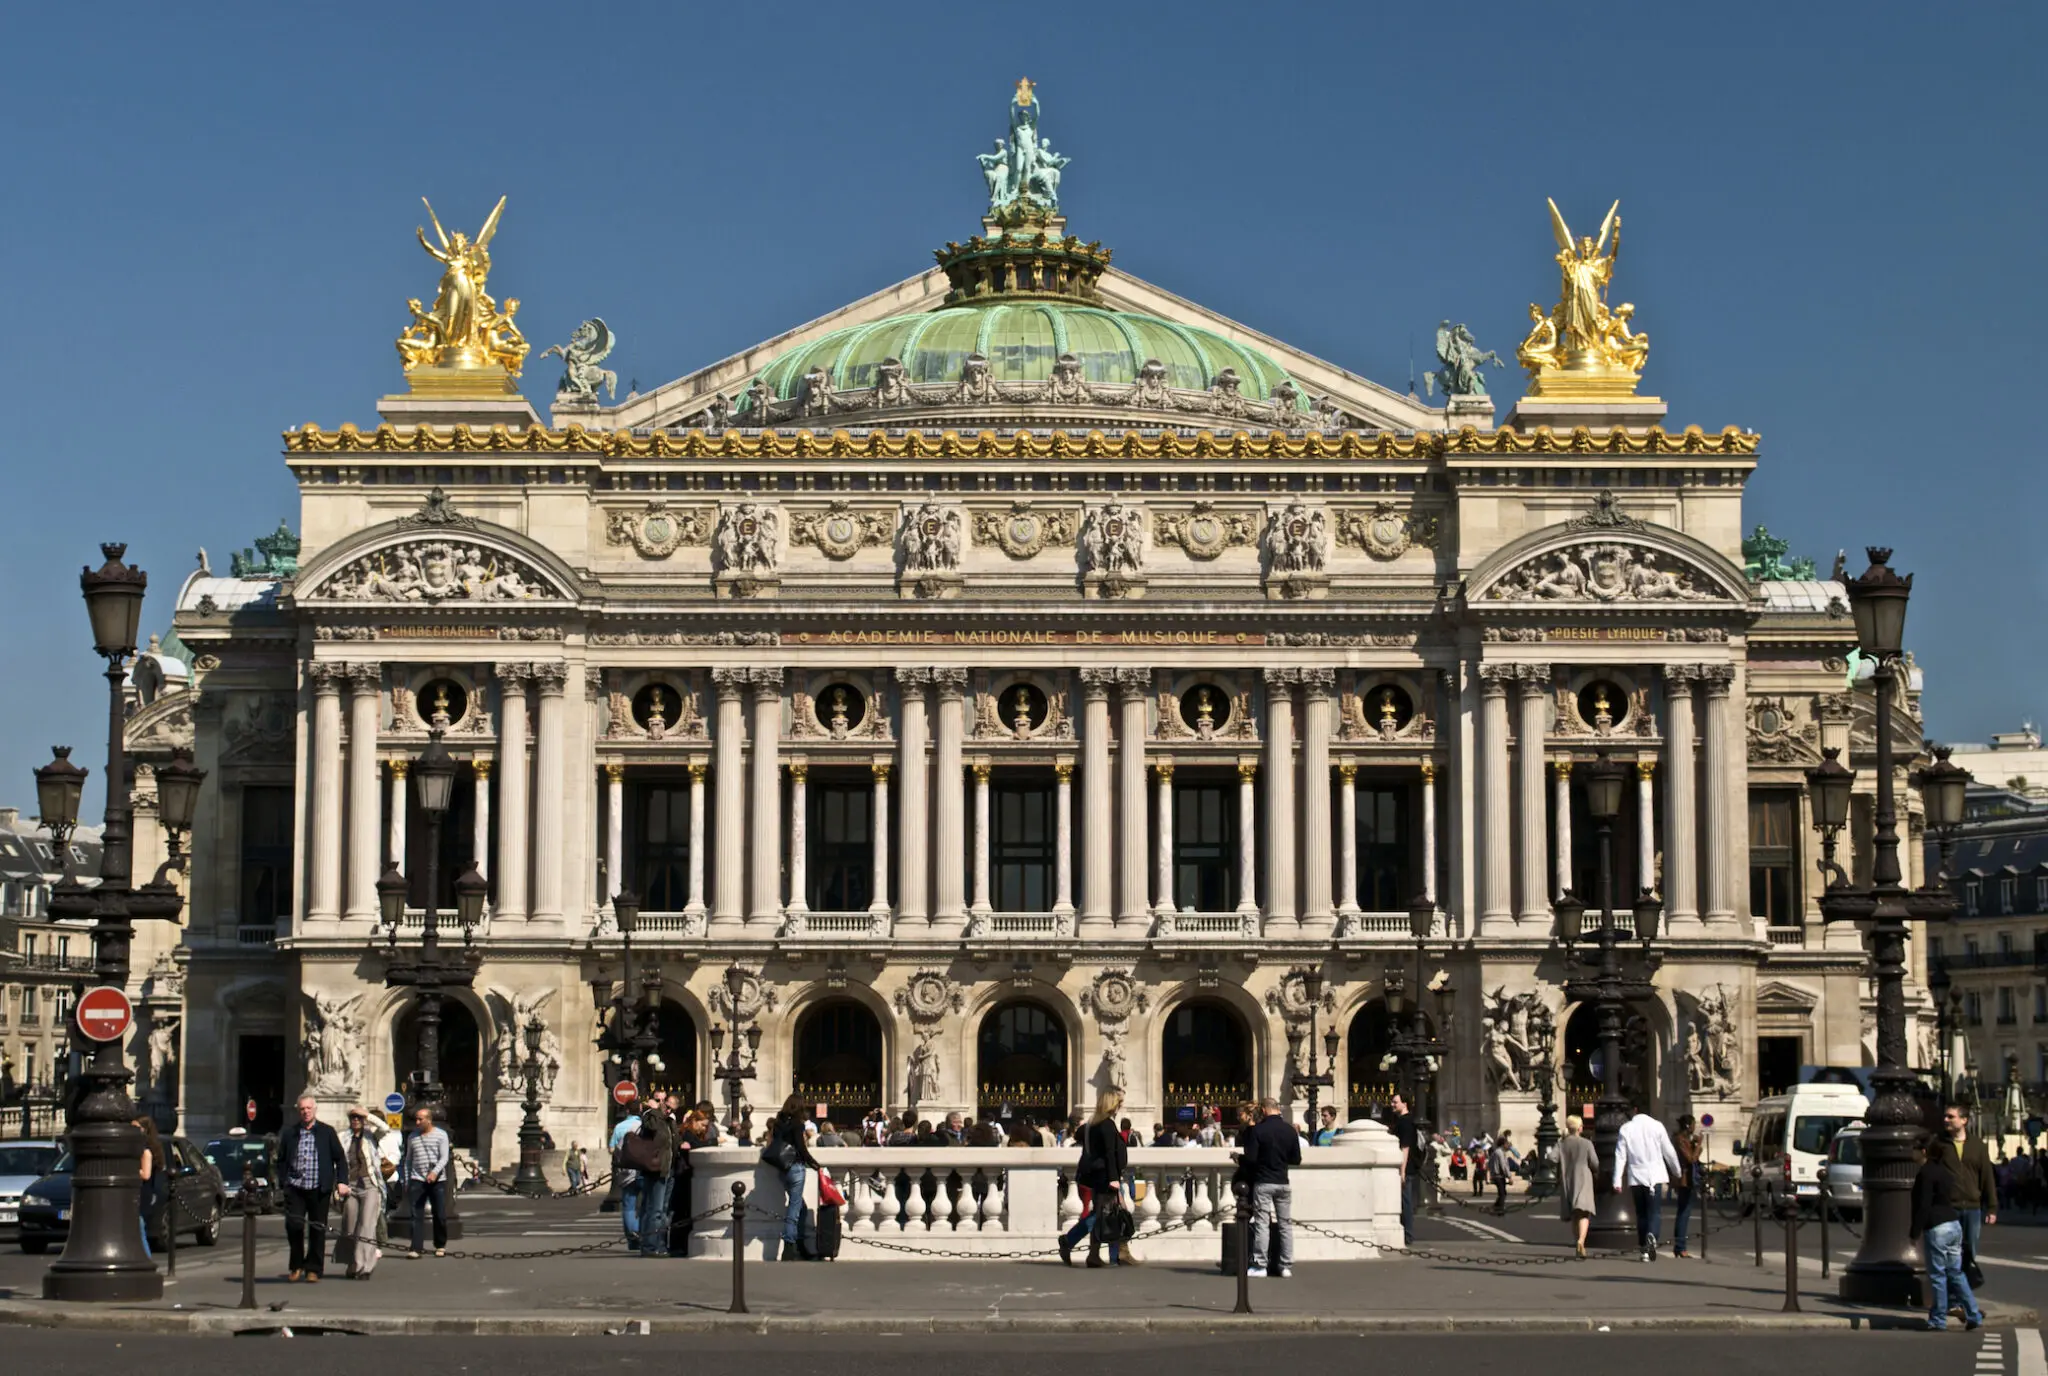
[403,1108,452,1257]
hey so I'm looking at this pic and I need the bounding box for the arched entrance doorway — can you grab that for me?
[1160,999,1252,1126]
[645,998,699,1106]
[1345,999,1438,1120]
[1563,1003,1654,1113]
[976,1000,1067,1123]
[792,999,883,1126]
[393,998,482,1149]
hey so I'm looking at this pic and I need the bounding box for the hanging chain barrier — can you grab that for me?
[461,1157,614,1200]
[1440,1186,1550,1217]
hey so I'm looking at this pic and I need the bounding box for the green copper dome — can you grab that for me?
[756,301,1310,411]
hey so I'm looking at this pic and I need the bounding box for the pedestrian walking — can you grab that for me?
[1487,1131,1521,1214]
[1059,1088,1135,1268]
[1914,1136,1985,1331]
[565,1142,586,1193]
[609,1109,643,1249]
[762,1095,820,1261]
[278,1094,349,1280]
[1470,1131,1492,1196]
[1612,1101,1681,1262]
[134,1115,165,1258]
[1388,1093,1419,1244]
[1558,1114,1597,1257]
[402,1107,452,1258]
[1941,1102,1998,1285]
[1233,1095,1300,1277]
[339,1107,386,1278]
[1671,1114,1702,1258]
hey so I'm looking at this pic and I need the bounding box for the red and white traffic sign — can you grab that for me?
[246,1099,258,1123]
[612,1079,639,1107]
[75,986,133,1043]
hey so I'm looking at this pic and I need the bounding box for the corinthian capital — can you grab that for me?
[1515,662,1553,694]
[1662,662,1698,686]
[346,662,383,691]
[309,661,346,691]
[1078,668,1116,700]
[749,666,786,690]
[1262,667,1299,688]
[1300,666,1336,697]
[894,666,935,688]
[711,667,748,699]
[1477,663,1516,695]
[1697,663,1735,693]
[532,661,570,694]
[932,667,969,698]
[1115,667,1152,699]
[495,661,535,689]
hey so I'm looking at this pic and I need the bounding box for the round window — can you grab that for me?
[418,679,468,729]
[632,682,682,733]
[1364,684,1413,731]
[998,682,1049,734]
[1178,683,1231,734]
[817,683,866,734]
[1577,681,1627,730]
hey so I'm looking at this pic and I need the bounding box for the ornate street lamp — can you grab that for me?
[1288,966,1337,1138]
[593,888,650,1214]
[1527,1000,1561,1197]
[1557,751,1662,1251]
[43,545,203,1304]
[1809,547,1961,1305]
[511,1013,552,1197]
[1385,893,1453,1203]
[710,965,763,1126]
[375,727,481,1239]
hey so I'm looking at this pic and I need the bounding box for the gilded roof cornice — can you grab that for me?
[284,423,1758,460]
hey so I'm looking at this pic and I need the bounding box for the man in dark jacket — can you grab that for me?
[1234,1096,1301,1277]
[1942,1103,1999,1270]
[276,1094,349,1281]
[634,1095,679,1257]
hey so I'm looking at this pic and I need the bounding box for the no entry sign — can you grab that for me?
[612,1079,639,1107]
[75,986,133,1043]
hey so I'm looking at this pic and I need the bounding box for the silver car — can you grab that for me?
[1822,1123,1865,1218]
[0,1140,63,1238]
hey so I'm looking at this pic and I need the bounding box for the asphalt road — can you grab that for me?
[0,1328,2032,1375]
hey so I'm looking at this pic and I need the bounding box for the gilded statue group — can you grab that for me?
[396,196,531,377]
[976,77,1071,216]
[1516,199,1650,383]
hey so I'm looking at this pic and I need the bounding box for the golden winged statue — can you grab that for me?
[396,196,529,379]
[1517,198,1648,396]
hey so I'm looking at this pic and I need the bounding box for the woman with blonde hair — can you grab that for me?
[1058,1089,1135,1268]
[1558,1114,1598,1258]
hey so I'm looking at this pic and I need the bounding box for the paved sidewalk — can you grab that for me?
[0,1225,2032,1334]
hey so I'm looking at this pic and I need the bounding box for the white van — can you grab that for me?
[1742,1082,1871,1212]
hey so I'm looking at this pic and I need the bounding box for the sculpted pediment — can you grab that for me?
[293,492,582,606]
[1465,495,1752,607]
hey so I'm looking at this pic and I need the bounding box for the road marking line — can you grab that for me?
[1979,1255,2048,1272]
[2016,1328,2044,1376]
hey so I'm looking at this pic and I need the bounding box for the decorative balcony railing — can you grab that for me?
[1766,926,1806,948]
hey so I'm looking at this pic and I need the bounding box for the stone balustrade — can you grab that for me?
[685,1120,1403,1261]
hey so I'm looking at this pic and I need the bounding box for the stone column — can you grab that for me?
[749,669,784,926]
[1420,760,1438,907]
[494,663,531,922]
[387,760,408,868]
[894,668,932,925]
[1116,669,1152,933]
[685,760,708,919]
[1300,668,1336,935]
[1552,759,1574,898]
[1054,761,1075,917]
[531,663,568,923]
[1662,665,1700,933]
[869,762,891,919]
[1336,761,1359,919]
[971,761,993,916]
[1699,664,1736,927]
[1079,670,1115,934]
[1236,761,1260,919]
[1636,760,1657,896]
[1476,665,1513,936]
[932,668,968,935]
[1515,665,1551,930]
[345,664,382,922]
[307,663,344,922]
[1263,668,1298,933]
[604,762,624,903]
[1153,760,1176,915]
[470,759,490,882]
[786,762,809,917]
[711,670,747,933]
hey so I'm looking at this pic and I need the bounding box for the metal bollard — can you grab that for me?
[239,1165,258,1311]
[1232,1181,1253,1315]
[728,1182,748,1315]
[1782,1199,1801,1312]
[1700,1170,1710,1261]
[1817,1164,1831,1280]
[1751,1164,1765,1268]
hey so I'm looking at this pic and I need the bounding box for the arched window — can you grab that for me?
[1160,999,1252,1124]
[977,1000,1067,1119]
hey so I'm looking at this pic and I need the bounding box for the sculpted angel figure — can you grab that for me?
[400,196,510,371]
[1550,197,1620,357]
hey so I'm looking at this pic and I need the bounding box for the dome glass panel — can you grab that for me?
[905,310,983,384]
[1063,310,1139,385]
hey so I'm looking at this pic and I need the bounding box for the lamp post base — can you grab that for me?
[43,1266,164,1303]
[1838,1260,1927,1308]
[1584,1182,1639,1253]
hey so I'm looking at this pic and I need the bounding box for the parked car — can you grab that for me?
[1740,1082,1870,1214]
[203,1132,279,1215]
[17,1135,226,1254]
[0,1140,63,1238]
[1823,1122,1865,1218]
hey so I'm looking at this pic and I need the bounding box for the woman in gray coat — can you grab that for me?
[1558,1114,1598,1258]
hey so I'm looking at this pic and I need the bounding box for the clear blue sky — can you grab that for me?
[3,1,2042,814]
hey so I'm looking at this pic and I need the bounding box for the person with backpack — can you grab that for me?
[761,1095,821,1260]
[1058,1089,1134,1268]
[1487,1131,1521,1215]
[615,1094,677,1256]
